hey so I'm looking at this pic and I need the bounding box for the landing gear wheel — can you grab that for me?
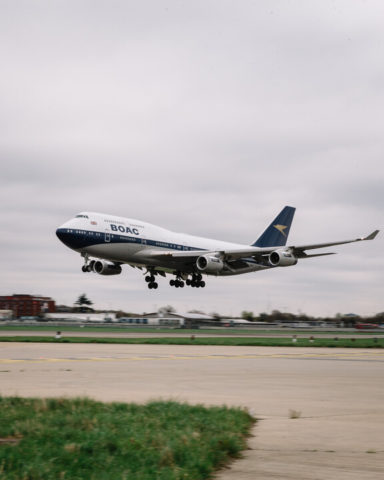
[170,273,189,288]
[188,274,206,287]
[82,265,87,272]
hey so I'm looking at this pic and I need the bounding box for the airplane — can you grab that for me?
[56,206,379,290]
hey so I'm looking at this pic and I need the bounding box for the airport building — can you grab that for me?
[0,310,13,320]
[0,294,56,318]
[45,312,116,323]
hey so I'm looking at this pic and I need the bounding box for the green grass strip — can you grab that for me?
[0,336,383,348]
[0,397,254,480]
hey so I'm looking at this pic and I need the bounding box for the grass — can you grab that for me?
[0,397,255,480]
[289,410,302,419]
[0,336,383,348]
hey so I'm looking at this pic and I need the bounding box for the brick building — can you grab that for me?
[0,294,56,318]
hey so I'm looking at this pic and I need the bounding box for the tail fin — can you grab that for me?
[252,206,296,247]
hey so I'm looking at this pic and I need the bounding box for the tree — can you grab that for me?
[74,294,93,312]
[158,305,175,314]
[241,311,254,321]
[259,312,269,323]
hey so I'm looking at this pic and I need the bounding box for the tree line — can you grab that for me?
[66,295,383,325]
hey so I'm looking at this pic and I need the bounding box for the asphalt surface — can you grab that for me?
[1,328,384,338]
[1,343,383,479]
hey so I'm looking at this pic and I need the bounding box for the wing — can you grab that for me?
[290,229,379,258]
[136,230,379,265]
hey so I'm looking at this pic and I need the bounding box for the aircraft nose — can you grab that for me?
[56,227,74,248]
[56,228,64,240]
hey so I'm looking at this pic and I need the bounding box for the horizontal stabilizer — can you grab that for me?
[298,252,336,259]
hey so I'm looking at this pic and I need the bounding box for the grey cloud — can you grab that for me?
[1,0,383,316]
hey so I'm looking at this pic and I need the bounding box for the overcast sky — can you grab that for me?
[1,0,383,317]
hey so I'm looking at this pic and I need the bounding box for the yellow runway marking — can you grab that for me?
[1,351,384,364]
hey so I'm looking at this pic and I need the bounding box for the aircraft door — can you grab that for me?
[105,230,111,243]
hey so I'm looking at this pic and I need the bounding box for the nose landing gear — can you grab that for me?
[81,254,94,272]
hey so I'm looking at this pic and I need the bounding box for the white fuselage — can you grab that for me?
[56,211,266,276]
[56,207,378,288]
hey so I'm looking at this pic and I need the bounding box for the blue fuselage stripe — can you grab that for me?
[56,228,203,252]
[55,229,261,270]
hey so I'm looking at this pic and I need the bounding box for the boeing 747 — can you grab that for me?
[56,206,379,289]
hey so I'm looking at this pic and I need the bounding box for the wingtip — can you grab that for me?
[364,230,379,241]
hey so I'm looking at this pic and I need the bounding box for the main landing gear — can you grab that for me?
[169,273,206,288]
[169,278,184,288]
[187,273,206,288]
[144,272,158,289]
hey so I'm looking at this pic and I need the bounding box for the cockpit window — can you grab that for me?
[76,214,89,219]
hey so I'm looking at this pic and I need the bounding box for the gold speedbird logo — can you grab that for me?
[273,224,288,237]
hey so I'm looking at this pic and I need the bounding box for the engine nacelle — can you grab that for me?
[196,255,224,274]
[269,249,298,267]
[93,260,122,275]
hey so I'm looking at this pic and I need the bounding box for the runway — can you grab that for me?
[1,343,383,479]
[1,328,384,339]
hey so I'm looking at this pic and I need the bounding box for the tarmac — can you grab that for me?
[1,342,383,479]
[1,328,384,338]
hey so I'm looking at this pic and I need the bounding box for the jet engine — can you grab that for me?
[93,260,122,275]
[269,249,297,267]
[196,255,224,274]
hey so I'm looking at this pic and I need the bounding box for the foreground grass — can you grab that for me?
[0,397,254,480]
[0,336,383,348]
